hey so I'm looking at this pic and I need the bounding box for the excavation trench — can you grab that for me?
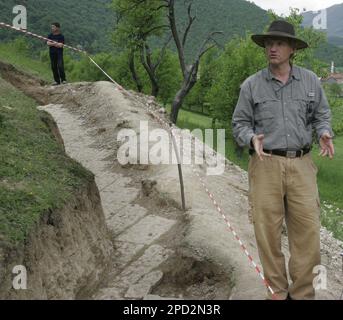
[33,85,234,300]
[0,63,234,299]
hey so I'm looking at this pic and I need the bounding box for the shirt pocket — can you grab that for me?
[253,98,277,134]
[294,97,316,129]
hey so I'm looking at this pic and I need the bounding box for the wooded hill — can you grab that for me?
[0,0,268,55]
[1,0,343,66]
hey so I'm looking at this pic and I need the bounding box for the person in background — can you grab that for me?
[47,22,66,85]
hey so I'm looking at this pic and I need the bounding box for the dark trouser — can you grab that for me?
[50,52,66,84]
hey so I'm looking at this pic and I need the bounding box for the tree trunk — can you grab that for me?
[141,64,159,97]
[128,50,143,93]
[170,90,183,124]
[140,44,160,97]
[211,117,216,129]
[151,80,159,97]
[170,78,196,123]
[166,0,221,124]
[147,73,159,97]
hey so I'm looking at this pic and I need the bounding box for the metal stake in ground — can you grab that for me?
[170,127,186,211]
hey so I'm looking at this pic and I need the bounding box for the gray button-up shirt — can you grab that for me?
[232,65,333,150]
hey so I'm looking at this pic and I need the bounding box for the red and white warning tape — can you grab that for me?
[145,107,278,300]
[191,168,277,299]
[88,56,123,89]
[0,22,277,299]
[0,22,86,53]
[0,22,123,86]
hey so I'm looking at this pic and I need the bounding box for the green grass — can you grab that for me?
[0,41,51,82]
[173,107,343,241]
[0,77,93,247]
[175,108,214,130]
[331,102,343,136]
[312,137,343,207]
[312,137,343,239]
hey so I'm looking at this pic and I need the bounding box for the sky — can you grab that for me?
[247,0,343,15]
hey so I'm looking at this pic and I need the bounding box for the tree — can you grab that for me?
[155,49,182,106]
[207,34,266,128]
[139,35,172,97]
[127,48,144,93]
[163,0,223,124]
[326,83,342,97]
[184,48,220,117]
[111,0,169,96]
[65,51,149,91]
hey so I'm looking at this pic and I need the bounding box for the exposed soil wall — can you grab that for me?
[0,179,113,300]
[0,75,114,299]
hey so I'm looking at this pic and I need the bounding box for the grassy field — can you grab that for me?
[174,107,343,240]
[0,41,52,82]
[312,139,343,239]
[0,76,93,247]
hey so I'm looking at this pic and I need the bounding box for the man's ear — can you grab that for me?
[289,46,296,60]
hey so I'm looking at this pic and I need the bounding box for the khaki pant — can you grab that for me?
[248,153,321,300]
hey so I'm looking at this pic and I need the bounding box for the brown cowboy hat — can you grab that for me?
[251,20,308,50]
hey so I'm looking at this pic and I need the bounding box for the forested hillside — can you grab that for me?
[316,42,343,67]
[0,0,115,52]
[0,0,269,55]
[1,0,343,65]
[173,0,269,56]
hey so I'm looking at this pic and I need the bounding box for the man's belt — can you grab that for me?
[249,148,311,158]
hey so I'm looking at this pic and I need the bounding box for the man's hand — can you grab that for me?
[252,134,271,161]
[47,41,63,48]
[319,131,335,159]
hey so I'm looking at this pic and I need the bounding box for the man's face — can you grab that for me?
[51,25,58,33]
[264,38,295,66]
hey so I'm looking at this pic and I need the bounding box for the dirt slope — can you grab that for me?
[0,75,113,300]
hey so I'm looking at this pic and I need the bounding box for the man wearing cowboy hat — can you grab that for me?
[232,20,334,300]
